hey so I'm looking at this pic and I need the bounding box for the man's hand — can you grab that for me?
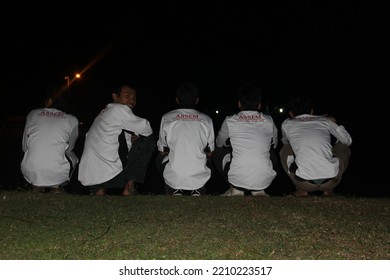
[323,114,337,123]
[131,134,139,144]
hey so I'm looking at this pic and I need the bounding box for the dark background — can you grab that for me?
[1,1,388,196]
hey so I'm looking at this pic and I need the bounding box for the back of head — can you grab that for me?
[176,81,198,109]
[287,96,315,117]
[112,83,135,96]
[237,82,262,110]
[44,82,75,115]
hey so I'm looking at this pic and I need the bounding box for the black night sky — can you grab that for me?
[1,1,389,195]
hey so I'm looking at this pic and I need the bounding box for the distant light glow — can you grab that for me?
[279,108,284,113]
[215,110,219,114]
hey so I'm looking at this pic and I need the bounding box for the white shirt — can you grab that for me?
[78,103,153,186]
[216,110,278,190]
[281,114,352,180]
[21,108,79,186]
[157,108,215,190]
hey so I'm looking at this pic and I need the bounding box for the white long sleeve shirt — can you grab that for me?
[78,103,153,186]
[21,108,79,186]
[281,114,352,180]
[157,108,215,190]
[216,110,278,190]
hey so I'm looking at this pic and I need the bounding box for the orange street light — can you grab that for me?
[64,76,70,89]
[65,73,81,90]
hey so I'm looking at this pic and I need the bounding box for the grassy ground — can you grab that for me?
[0,190,389,260]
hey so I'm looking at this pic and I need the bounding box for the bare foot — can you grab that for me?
[95,188,107,196]
[323,189,335,196]
[122,180,134,196]
[292,189,309,197]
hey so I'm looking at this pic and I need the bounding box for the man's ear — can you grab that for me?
[310,108,314,114]
[238,100,242,109]
[289,111,295,119]
[175,97,179,104]
[196,98,199,105]
[112,93,118,102]
[257,102,261,110]
[45,97,53,108]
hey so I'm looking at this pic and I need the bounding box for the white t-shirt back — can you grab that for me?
[157,108,215,190]
[78,103,153,186]
[21,108,79,186]
[216,110,278,190]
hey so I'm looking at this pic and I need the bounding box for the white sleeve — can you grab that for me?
[280,119,289,145]
[157,116,167,152]
[271,117,278,149]
[216,118,229,148]
[22,111,33,152]
[67,117,79,152]
[329,120,352,146]
[22,125,28,152]
[121,107,153,137]
[207,118,215,152]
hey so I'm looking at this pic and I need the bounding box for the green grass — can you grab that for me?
[0,191,389,260]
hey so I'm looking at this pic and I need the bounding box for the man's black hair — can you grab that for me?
[237,82,262,111]
[176,81,198,109]
[112,83,136,95]
[45,83,76,115]
[287,96,315,116]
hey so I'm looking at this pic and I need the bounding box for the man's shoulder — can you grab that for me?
[109,102,129,109]
[66,113,79,125]
[106,103,133,115]
[27,108,44,116]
